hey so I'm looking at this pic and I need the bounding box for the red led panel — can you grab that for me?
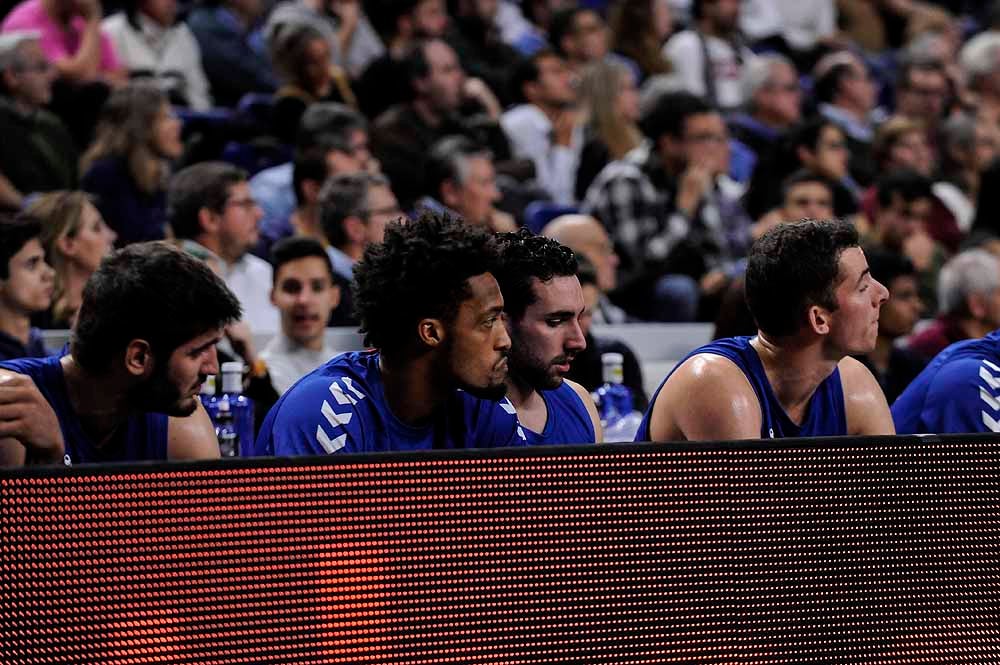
[2,436,1000,664]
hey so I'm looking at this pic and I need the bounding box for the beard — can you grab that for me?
[129,361,202,417]
[509,342,567,392]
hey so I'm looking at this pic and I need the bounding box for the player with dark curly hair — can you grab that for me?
[254,212,526,456]
[636,219,895,442]
[493,229,601,444]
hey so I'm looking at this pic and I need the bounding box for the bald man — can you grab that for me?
[541,214,629,324]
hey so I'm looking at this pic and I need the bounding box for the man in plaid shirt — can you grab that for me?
[581,91,752,321]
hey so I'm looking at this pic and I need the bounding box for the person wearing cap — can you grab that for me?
[0,31,77,210]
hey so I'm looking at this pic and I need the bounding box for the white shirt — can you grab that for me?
[662,29,756,111]
[223,252,279,335]
[261,333,338,394]
[500,104,582,205]
[102,12,213,110]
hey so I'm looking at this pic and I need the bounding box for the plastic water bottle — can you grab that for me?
[221,362,254,457]
[595,353,642,442]
[215,396,239,458]
[199,374,218,422]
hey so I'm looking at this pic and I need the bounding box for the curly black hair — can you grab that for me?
[745,219,859,338]
[493,228,579,321]
[352,212,500,356]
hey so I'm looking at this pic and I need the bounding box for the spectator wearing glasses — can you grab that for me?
[0,31,77,210]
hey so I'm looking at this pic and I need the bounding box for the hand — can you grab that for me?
[699,269,729,296]
[903,231,936,271]
[0,371,65,464]
[331,0,360,37]
[488,209,518,232]
[463,77,502,120]
[552,109,578,147]
[676,162,714,218]
[75,0,101,20]
[225,320,257,365]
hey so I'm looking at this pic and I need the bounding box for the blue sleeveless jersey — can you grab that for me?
[0,355,169,464]
[523,381,596,445]
[255,350,527,456]
[635,336,847,441]
[892,331,1000,434]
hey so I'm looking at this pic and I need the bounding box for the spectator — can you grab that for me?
[371,38,510,211]
[0,214,53,362]
[28,190,115,328]
[582,91,751,322]
[0,31,77,210]
[541,213,628,325]
[254,212,527,456]
[907,248,1000,362]
[548,7,611,76]
[168,161,278,334]
[853,249,926,404]
[102,0,213,110]
[0,241,240,465]
[445,0,525,107]
[813,50,880,186]
[959,31,1000,125]
[186,0,276,107]
[265,0,384,79]
[422,135,516,232]
[260,236,341,394]
[573,58,642,201]
[269,22,357,144]
[250,102,373,255]
[79,82,181,246]
[319,171,401,282]
[727,54,801,178]
[502,49,581,205]
[492,229,601,444]
[565,255,648,411]
[354,0,449,119]
[893,58,950,138]
[609,0,673,82]
[935,112,998,235]
[662,0,755,111]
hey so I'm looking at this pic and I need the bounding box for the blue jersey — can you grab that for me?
[523,381,596,445]
[0,355,169,464]
[254,350,527,456]
[635,336,847,441]
[892,331,1000,434]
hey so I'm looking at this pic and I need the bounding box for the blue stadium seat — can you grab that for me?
[523,201,578,234]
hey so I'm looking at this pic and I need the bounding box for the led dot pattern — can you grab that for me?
[2,436,999,664]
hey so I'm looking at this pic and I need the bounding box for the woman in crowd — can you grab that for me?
[80,82,182,246]
[574,59,642,201]
[29,190,116,328]
[608,0,673,82]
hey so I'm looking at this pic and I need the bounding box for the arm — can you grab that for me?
[55,2,105,83]
[0,370,65,466]
[647,354,762,442]
[565,379,602,443]
[0,171,24,210]
[839,356,895,436]
[167,401,221,460]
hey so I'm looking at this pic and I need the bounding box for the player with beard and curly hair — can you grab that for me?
[254,212,526,456]
[493,229,601,444]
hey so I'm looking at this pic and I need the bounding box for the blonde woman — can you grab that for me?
[80,82,183,246]
[574,59,643,200]
[29,191,117,328]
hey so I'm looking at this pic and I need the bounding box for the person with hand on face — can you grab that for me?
[260,236,342,394]
[493,229,601,445]
[422,135,515,233]
[638,219,894,442]
[0,241,242,466]
[254,211,527,456]
[0,215,54,362]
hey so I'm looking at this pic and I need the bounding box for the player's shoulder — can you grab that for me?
[669,351,753,395]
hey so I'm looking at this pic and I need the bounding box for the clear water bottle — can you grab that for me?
[199,374,218,422]
[595,353,642,442]
[215,396,239,458]
[221,362,254,457]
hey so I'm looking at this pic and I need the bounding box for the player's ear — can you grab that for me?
[807,304,831,336]
[124,339,155,378]
[417,318,446,348]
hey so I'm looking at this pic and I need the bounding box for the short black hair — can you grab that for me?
[72,242,242,373]
[864,247,916,288]
[813,62,854,104]
[638,91,714,142]
[318,171,392,249]
[270,236,336,283]
[292,146,329,207]
[0,213,42,280]
[167,162,247,240]
[548,7,586,57]
[507,48,556,105]
[781,169,835,201]
[366,0,422,40]
[875,169,933,208]
[745,219,860,338]
[787,116,838,154]
[295,102,367,154]
[352,211,500,357]
[493,228,579,321]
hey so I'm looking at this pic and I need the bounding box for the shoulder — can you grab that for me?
[82,156,125,183]
[101,12,128,34]
[241,253,273,278]
[167,402,220,461]
[2,0,43,29]
[563,379,602,443]
[837,356,894,435]
[250,161,292,189]
[664,30,699,54]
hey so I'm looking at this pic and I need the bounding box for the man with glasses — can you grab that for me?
[581,90,752,322]
[168,161,278,335]
[0,31,77,210]
[813,50,880,187]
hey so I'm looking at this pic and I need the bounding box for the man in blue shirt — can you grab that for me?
[493,229,601,445]
[255,212,526,456]
[0,214,53,362]
[892,330,1000,434]
[0,242,243,465]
